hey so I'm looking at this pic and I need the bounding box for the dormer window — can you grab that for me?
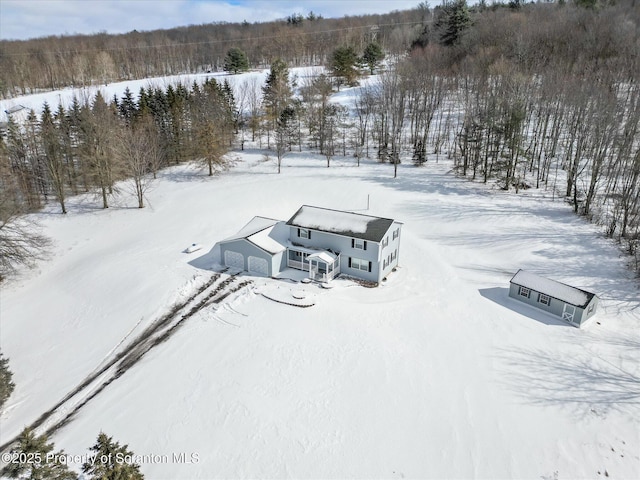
[353,238,366,250]
[298,228,310,239]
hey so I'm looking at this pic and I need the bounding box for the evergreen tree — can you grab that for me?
[119,87,137,125]
[82,432,144,480]
[40,102,67,214]
[223,47,249,74]
[262,58,292,116]
[361,42,385,75]
[2,428,76,480]
[0,351,15,409]
[262,58,293,146]
[435,0,472,47]
[330,46,359,88]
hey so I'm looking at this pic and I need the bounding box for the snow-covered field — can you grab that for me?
[1,76,639,479]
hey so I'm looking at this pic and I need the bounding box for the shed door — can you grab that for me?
[248,256,268,275]
[562,304,576,324]
[224,250,244,270]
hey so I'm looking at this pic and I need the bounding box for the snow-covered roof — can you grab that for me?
[247,224,287,254]
[218,216,288,254]
[286,205,397,242]
[221,216,281,242]
[307,251,338,264]
[510,270,596,308]
[5,104,25,115]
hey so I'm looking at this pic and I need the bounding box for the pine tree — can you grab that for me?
[223,47,249,74]
[435,0,472,47]
[262,58,292,116]
[82,432,144,480]
[330,46,359,88]
[361,42,385,75]
[262,58,293,147]
[119,87,137,125]
[40,102,67,214]
[0,351,15,409]
[2,428,76,479]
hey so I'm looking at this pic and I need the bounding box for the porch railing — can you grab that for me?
[287,259,309,271]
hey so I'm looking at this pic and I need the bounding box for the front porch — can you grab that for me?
[287,248,340,282]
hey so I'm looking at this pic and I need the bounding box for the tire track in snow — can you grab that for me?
[0,270,253,455]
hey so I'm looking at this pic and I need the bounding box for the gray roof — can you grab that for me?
[510,269,596,308]
[286,205,397,242]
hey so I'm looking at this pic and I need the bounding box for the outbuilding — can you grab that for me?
[508,269,598,327]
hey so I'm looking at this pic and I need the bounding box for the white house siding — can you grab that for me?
[290,226,381,283]
[378,222,402,282]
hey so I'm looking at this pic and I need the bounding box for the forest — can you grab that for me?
[1,0,639,279]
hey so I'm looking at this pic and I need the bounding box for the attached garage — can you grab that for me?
[248,256,269,275]
[215,216,288,278]
[224,250,244,270]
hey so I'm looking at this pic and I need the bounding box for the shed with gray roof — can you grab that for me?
[508,269,598,327]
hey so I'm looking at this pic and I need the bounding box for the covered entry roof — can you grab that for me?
[307,251,338,264]
[510,270,596,308]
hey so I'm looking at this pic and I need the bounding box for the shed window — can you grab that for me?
[518,286,531,298]
[538,293,550,306]
[351,257,370,272]
[587,303,594,314]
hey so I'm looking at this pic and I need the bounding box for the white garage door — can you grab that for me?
[224,250,244,269]
[248,256,269,275]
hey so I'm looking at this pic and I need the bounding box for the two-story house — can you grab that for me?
[215,205,402,285]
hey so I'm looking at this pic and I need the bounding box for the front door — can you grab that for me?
[562,304,576,324]
[309,260,318,280]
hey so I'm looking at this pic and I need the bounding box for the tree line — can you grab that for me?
[0,8,422,98]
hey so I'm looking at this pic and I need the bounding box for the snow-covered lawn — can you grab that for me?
[1,148,638,479]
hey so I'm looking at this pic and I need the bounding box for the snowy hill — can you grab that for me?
[1,84,639,478]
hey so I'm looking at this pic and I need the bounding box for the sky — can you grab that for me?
[0,0,428,41]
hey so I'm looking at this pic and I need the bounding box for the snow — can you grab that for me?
[247,225,287,254]
[307,251,338,264]
[0,76,639,480]
[185,243,203,254]
[289,205,379,235]
[221,216,280,242]
[511,269,591,307]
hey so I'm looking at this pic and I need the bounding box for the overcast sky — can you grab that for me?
[0,0,429,41]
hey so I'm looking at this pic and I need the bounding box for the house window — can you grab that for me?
[392,229,399,240]
[519,286,531,298]
[382,237,389,248]
[587,303,594,314]
[350,257,371,272]
[298,228,309,239]
[538,293,550,306]
[353,238,366,250]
